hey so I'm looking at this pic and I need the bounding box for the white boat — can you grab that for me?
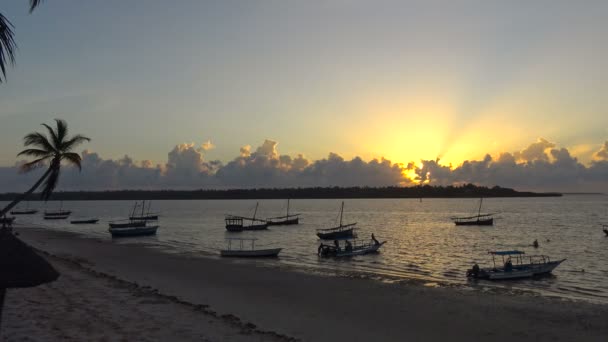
[316,202,356,239]
[467,250,566,280]
[220,238,281,257]
[318,237,386,257]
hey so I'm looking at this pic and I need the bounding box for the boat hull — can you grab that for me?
[220,248,282,257]
[10,209,38,215]
[71,219,99,224]
[109,221,147,228]
[129,215,159,220]
[109,225,158,237]
[316,227,355,240]
[242,223,269,231]
[43,215,70,220]
[319,242,385,257]
[454,218,494,226]
[267,217,299,226]
[44,211,72,216]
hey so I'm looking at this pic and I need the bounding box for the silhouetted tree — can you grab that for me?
[0,119,90,217]
[0,0,44,82]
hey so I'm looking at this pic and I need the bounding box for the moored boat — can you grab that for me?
[316,201,356,239]
[219,238,281,257]
[128,200,159,220]
[11,202,38,215]
[109,222,158,237]
[467,250,566,280]
[225,202,268,232]
[44,201,71,218]
[266,199,300,226]
[318,236,386,257]
[452,198,494,226]
[70,218,99,224]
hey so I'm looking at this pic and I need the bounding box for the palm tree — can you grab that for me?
[0,0,44,82]
[0,119,90,218]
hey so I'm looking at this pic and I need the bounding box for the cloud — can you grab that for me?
[201,140,216,151]
[0,137,606,192]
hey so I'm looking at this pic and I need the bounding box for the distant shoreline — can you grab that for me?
[0,184,562,201]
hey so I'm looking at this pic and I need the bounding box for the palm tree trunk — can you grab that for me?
[0,168,53,219]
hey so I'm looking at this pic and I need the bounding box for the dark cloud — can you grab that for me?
[0,138,606,192]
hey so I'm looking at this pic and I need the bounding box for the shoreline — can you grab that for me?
[5,227,608,341]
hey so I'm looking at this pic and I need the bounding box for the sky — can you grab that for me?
[0,1,607,192]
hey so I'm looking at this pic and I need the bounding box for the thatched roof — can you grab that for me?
[0,229,59,288]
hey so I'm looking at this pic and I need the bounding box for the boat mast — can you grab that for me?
[147,201,152,216]
[339,201,344,227]
[286,199,290,218]
[131,202,138,218]
[477,198,483,217]
[253,202,259,221]
[141,200,146,218]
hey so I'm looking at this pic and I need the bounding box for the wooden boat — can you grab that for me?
[266,199,300,226]
[108,223,158,237]
[318,237,386,257]
[44,201,71,217]
[70,218,99,224]
[11,202,38,215]
[220,238,281,257]
[467,250,566,280]
[452,198,494,226]
[316,202,356,240]
[225,202,268,232]
[128,200,159,220]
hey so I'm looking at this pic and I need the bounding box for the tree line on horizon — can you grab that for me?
[0,184,562,201]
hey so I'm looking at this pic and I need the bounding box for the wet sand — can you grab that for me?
[4,227,608,341]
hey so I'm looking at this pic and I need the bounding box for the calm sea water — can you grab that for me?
[7,195,608,303]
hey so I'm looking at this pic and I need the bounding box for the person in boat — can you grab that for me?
[345,240,353,252]
[318,243,325,255]
[471,263,480,277]
[371,233,380,245]
[504,257,513,272]
[533,239,539,248]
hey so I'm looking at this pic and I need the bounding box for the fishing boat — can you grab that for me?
[316,202,356,239]
[44,201,72,218]
[108,201,159,237]
[452,198,494,226]
[466,250,566,280]
[266,199,300,226]
[225,202,268,232]
[219,238,282,257]
[108,222,158,237]
[10,202,38,215]
[128,200,159,220]
[70,218,99,224]
[318,236,386,257]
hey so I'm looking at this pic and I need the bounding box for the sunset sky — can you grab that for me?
[1,1,607,191]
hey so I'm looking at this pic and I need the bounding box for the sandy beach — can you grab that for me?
[3,227,608,341]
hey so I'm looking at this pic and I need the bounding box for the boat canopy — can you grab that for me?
[489,250,525,255]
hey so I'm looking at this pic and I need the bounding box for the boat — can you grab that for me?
[10,202,38,215]
[128,200,159,220]
[466,250,566,280]
[44,201,72,218]
[225,202,268,232]
[452,198,494,226]
[70,218,99,224]
[108,201,159,237]
[266,199,300,226]
[318,237,386,257]
[108,222,158,237]
[316,202,356,239]
[219,238,282,257]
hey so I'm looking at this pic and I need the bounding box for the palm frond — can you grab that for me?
[54,119,68,146]
[0,13,17,83]
[23,132,56,153]
[61,152,83,171]
[61,134,91,152]
[41,159,61,201]
[19,156,50,173]
[41,123,60,149]
[30,0,44,13]
[17,148,53,158]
